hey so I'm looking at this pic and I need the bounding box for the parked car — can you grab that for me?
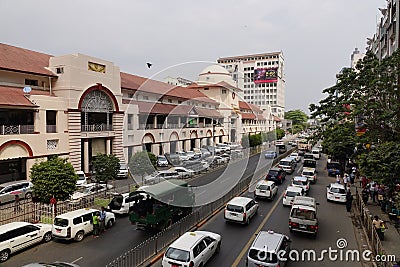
[0,181,33,205]
[327,161,342,176]
[266,167,286,184]
[291,176,310,195]
[326,183,347,203]
[282,186,304,206]
[76,171,88,185]
[157,155,169,167]
[264,151,278,159]
[170,166,195,178]
[185,151,196,160]
[254,180,278,200]
[162,231,221,267]
[52,208,115,242]
[176,151,190,161]
[107,192,147,215]
[0,222,53,262]
[143,170,180,185]
[117,163,129,179]
[70,183,113,202]
[212,156,228,165]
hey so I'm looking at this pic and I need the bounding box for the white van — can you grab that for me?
[289,196,318,237]
[52,208,115,242]
[311,149,320,160]
[224,197,258,225]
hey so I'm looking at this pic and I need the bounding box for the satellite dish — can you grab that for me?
[23,86,32,94]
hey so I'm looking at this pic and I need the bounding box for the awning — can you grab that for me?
[0,86,38,108]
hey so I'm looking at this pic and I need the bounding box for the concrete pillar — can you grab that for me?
[106,138,111,155]
[84,139,89,173]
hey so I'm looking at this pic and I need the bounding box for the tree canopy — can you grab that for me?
[285,109,308,133]
[30,157,77,203]
[92,153,120,183]
[129,151,157,184]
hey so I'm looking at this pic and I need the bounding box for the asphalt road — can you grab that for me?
[2,147,279,267]
[153,153,363,267]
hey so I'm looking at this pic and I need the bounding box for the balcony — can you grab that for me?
[46,125,57,133]
[0,125,34,135]
[81,124,113,132]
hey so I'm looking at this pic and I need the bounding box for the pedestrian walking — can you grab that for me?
[350,172,355,185]
[377,185,385,206]
[92,212,100,238]
[99,206,106,233]
[372,215,385,240]
[343,174,349,190]
[345,190,353,212]
[362,187,370,204]
[371,183,378,203]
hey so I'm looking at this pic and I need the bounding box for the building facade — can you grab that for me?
[0,44,277,183]
[367,0,400,59]
[217,52,285,119]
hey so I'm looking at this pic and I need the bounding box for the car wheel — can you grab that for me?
[43,231,52,242]
[0,249,10,262]
[107,219,114,228]
[74,231,85,242]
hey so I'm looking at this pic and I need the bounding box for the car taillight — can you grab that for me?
[309,225,318,230]
[243,212,247,220]
[189,261,194,267]
[289,221,298,227]
[67,227,71,238]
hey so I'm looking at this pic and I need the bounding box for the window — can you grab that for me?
[143,96,149,100]
[73,217,82,225]
[25,79,38,86]
[178,100,182,104]
[56,67,64,74]
[82,213,92,222]
[222,89,227,94]
[168,99,172,103]
[193,240,207,258]
[46,110,57,133]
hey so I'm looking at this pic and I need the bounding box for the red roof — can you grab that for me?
[0,43,56,77]
[121,72,216,104]
[196,107,223,118]
[188,81,242,92]
[273,115,281,122]
[240,112,256,120]
[0,86,38,107]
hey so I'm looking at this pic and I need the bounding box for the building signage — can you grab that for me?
[254,67,278,84]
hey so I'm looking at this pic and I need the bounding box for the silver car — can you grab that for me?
[0,181,33,205]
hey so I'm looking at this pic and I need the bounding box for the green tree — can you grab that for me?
[92,153,120,184]
[275,128,285,140]
[249,133,262,147]
[285,110,308,125]
[30,157,77,203]
[129,151,157,184]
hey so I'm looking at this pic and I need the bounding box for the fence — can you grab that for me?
[105,146,294,267]
[354,193,393,267]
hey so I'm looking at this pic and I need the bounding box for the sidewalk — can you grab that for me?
[352,183,400,264]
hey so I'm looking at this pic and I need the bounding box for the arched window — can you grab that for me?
[81,90,114,132]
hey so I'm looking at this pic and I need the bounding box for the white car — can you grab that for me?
[326,183,347,203]
[224,197,258,225]
[302,167,317,184]
[254,180,278,200]
[290,152,301,162]
[0,222,53,262]
[282,186,304,206]
[117,163,129,179]
[291,176,310,195]
[157,155,169,167]
[70,183,113,202]
[170,166,195,178]
[176,151,190,161]
[162,231,221,267]
[76,171,88,185]
[212,156,228,165]
[107,192,147,215]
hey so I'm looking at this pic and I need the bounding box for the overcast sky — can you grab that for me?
[0,0,386,113]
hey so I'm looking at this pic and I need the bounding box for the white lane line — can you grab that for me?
[71,257,83,264]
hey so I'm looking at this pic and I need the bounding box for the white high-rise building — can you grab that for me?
[217,52,285,119]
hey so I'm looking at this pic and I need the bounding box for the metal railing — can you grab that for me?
[354,193,393,267]
[81,124,113,132]
[0,124,34,135]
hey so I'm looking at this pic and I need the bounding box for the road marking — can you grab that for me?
[231,190,285,267]
[71,257,83,264]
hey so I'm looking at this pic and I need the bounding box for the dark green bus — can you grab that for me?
[128,179,194,230]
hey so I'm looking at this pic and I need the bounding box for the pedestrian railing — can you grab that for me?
[354,193,393,267]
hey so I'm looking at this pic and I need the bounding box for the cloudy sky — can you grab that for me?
[0,0,386,113]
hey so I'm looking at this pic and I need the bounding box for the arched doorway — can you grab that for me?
[169,132,179,154]
[142,133,155,153]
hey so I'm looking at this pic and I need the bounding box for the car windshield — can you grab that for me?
[257,184,270,190]
[286,191,301,197]
[249,249,278,263]
[266,151,275,154]
[327,163,341,169]
[303,171,314,176]
[291,208,315,220]
[330,187,346,194]
[280,161,291,166]
[268,170,279,176]
[54,218,69,227]
[227,204,244,213]
[165,247,190,262]
[293,180,307,186]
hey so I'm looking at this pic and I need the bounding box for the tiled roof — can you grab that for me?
[121,72,217,104]
[188,81,242,92]
[240,112,256,120]
[0,43,56,77]
[196,108,223,118]
[273,115,281,122]
[0,86,38,107]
